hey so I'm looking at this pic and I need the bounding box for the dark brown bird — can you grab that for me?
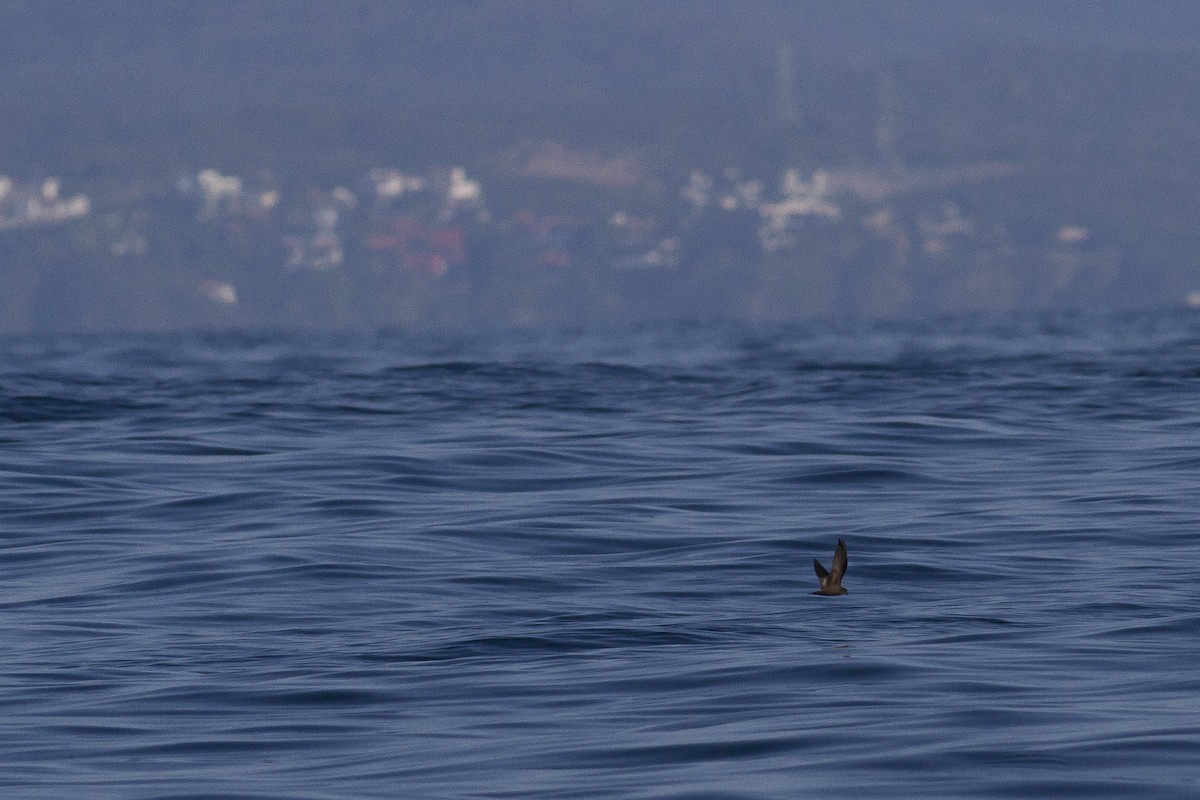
[812,539,848,596]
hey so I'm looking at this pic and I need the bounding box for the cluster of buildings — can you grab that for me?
[173,165,485,275]
[0,175,90,231]
[1,156,1114,317]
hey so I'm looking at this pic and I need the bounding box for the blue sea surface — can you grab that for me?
[2,311,1199,799]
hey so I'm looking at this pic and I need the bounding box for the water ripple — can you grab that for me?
[2,311,1199,798]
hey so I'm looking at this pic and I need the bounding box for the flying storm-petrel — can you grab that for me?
[812,539,848,596]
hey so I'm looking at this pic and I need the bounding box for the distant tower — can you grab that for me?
[776,42,800,127]
[876,70,903,173]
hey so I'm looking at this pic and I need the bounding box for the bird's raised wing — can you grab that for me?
[830,539,848,581]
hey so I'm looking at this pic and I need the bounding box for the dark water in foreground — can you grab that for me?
[2,312,1199,799]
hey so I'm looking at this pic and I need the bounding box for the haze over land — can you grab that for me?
[2,1,1199,331]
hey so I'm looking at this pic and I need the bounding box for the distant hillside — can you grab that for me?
[2,2,1200,332]
[2,1,1199,180]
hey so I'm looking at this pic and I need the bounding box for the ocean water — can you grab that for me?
[2,311,1199,799]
